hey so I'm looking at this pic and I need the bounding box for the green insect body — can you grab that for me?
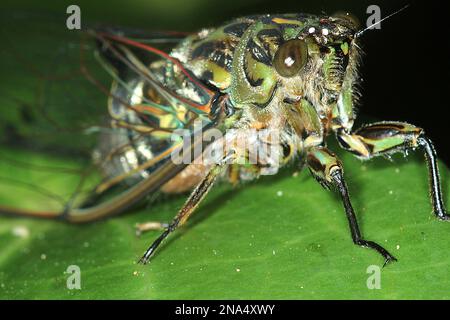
[2,13,448,266]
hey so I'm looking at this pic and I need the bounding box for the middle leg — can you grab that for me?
[306,146,397,265]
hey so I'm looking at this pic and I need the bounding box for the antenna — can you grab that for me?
[355,4,410,38]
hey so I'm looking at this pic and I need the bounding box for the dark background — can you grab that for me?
[1,0,449,163]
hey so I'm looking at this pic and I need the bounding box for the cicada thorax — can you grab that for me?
[176,17,256,93]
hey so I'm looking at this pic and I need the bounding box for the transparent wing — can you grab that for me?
[0,11,219,221]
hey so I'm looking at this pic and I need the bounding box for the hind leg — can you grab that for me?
[139,165,223,264]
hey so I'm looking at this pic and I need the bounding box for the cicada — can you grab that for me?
[0,10,448,266]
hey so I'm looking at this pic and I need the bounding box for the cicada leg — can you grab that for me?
[336,122,450,220]
[307,146,397,266]
[139,164,223,264]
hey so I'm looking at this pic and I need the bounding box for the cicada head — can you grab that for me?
[229,13,361,127]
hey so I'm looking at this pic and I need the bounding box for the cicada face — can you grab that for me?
[230,14,360,128]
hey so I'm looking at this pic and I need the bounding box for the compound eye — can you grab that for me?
[273,39,308,78]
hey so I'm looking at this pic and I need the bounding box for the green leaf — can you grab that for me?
[1,144,450,299]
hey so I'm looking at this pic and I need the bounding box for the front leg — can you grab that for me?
[306,147,397,266]
[336,122,450,220]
